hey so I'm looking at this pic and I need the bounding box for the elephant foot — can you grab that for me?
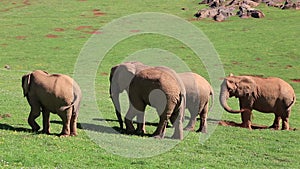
[196,127,207,133]
[183,126,195,131]
[119,128,126,134]
[31,125,40,132]
[135,129,145,136]
[240,122,252,130]
[171,134,183,140]
[269,125,280,130]
[125,129,135,135]
[59,130,71,137]
[70,132,77,136]
[42,129,50,135]
[124,119,135,134]
[153,134,163,139]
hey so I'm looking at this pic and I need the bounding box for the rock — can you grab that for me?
[4,65,10,70]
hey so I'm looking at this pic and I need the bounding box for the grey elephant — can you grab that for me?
[125,66,186,140]
[137,72,214,134]
[110,61,214,134]
[109,61,150,131]
[178,72,214,133]
[219,74,296,130]
[22,70,82,136]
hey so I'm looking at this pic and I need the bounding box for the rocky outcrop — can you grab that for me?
[195,0,299,22]
[195,0,265,21]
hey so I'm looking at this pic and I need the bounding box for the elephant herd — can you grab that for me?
[21,62,296,139]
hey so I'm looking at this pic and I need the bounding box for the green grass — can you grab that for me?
[0,0,300,168]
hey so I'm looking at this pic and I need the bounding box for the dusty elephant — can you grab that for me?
[22,70,82,136]
[109,61,150,131]
[178,72,214,133]
[219,74,296,130]
[125,66,186,140]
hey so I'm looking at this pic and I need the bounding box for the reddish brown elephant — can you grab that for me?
[219,74,296,130]
[22,70,82,136]
[125,66,186,140]
[178,72,214,133]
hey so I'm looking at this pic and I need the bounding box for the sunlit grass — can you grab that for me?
[0,0,299,168]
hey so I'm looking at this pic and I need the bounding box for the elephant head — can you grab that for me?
[219,74,257,113]
[109,61,149,130]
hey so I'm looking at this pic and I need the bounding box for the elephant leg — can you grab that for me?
[184,107,197,131]
[70,112,78,136]
[197,104,208,133]
[240,109,252,130]
[58,109,72,136]
[269,114,281,130]
[136,112,146,136]
[28,107,41,132]
[152,115,168,139]
[171,108,183,140]
[125,104,144,135]
[42,109,51,134]
[281,110,290,130]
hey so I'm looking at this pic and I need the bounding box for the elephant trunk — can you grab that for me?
[219,80,243,114]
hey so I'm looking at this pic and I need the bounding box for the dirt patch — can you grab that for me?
[85,30,102,34]
[0,114,12,120]
[130,30,140,33]
[255,57,261,61]
[218,120,268,129]
[100,72,108,76]
[16,36,26,40]
[75,26,102,34]
[54,28,65,32]
[285,65,293,69]
[1,0,30,12]
[219,120,297,130]
[23,0,30,5]
[291,79,300,83]
[76,26,92,30]
[93,9,105,16]
[46,34,59,38]
[232,61,240,65]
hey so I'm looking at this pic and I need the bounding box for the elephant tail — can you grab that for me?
[59,104,73,112]
[208,87,214,112]
[287,94,296,111]
[59,93,81,114]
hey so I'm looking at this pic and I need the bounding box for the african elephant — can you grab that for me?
[22,70,82,136]
[109,61,150,131]
[178,72,214,133]
[125,66,186,140]
[219,74,296,130]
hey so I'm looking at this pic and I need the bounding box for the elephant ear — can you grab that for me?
[22,74,31,97]
[109,65,118,83]
[225,76,237,92]
[237,77,257,98]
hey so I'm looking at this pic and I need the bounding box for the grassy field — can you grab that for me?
[0,0,300,168]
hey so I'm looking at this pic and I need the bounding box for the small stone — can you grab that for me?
[4,65,10,70]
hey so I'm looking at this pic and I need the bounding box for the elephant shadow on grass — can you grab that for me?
[51,120,125,135]
[0,121,82,136]
[91,118,167,137]
[0,123,32,133]
[0,119,158,137]
[0,123,59,136]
